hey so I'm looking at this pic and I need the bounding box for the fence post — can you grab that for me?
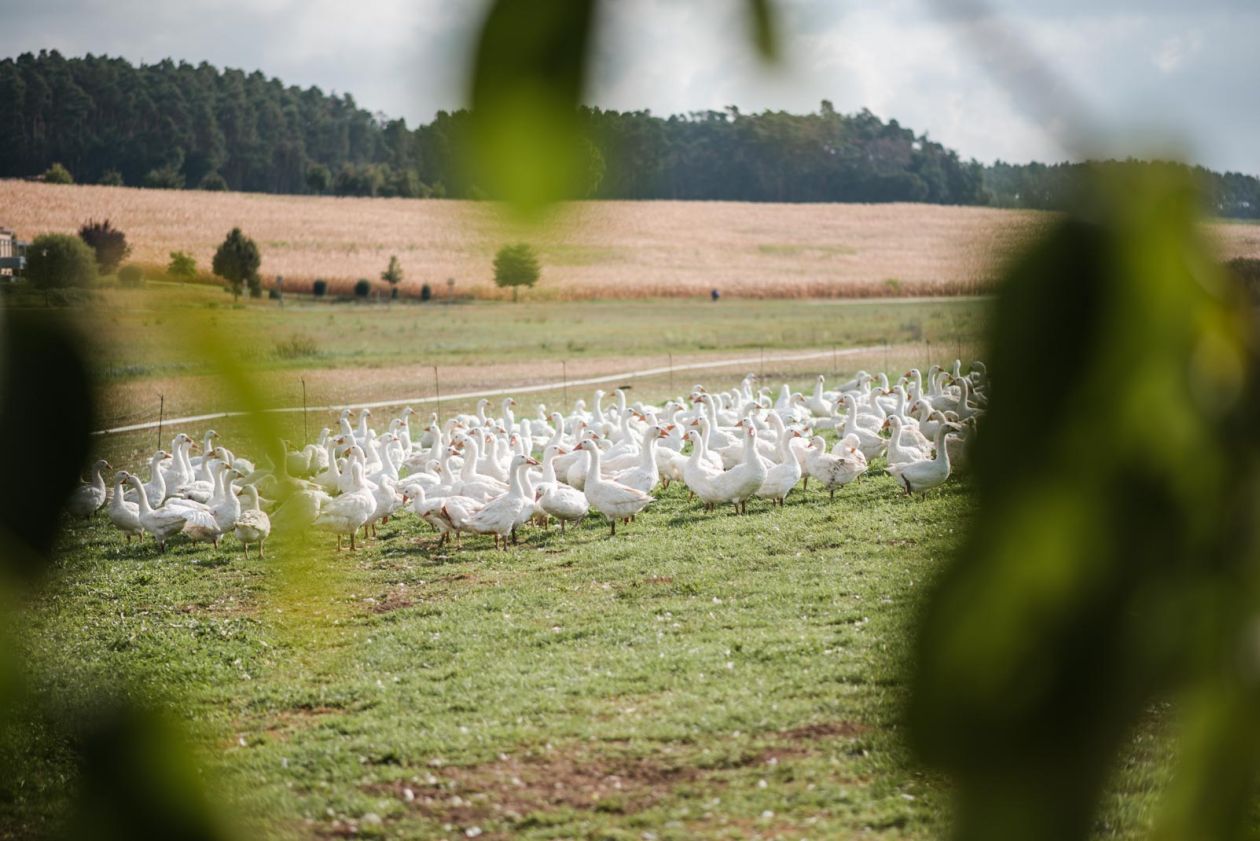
[433,365,441,419]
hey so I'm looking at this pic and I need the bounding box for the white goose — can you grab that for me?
[106,471,143,541]
[704,426,768,514]
[534,446,589,533]
[756,429,803,507]
[578,440,653,536]
[888,424,961,496]
[68,459,111,518]
[314,462,376,550]
[234,484,272,559]
[463,454,538,550]
[804,436,867,499]
[125,472,217,552]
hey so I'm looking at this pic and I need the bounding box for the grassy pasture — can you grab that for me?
[3,280,1182,838]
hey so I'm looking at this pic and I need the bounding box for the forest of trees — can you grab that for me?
[3,50,1257,217]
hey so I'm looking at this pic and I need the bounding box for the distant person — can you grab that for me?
[710,288,720,302]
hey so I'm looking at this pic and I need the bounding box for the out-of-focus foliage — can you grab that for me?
[1226,257,1260,302]
[466,0,598,215]
[0,304,228,841]
[118,263,144,287]
[909,164,1260,841]
[77,218,130,273]
[25,233,97,290]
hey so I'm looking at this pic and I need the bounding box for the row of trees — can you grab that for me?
[983,160,1260,218]
[23,218,543,302]
[13,51,1254,214]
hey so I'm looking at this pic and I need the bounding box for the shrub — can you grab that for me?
[25,234,97,289]
[78,219,131,273]
[268,287,281,300]
[312,279,328,298]
[43,162,73,184]
[198,171,228,191]
[99,169,125,187]
[420,283,432,302]
[274,334,320,359]
[212,227,261,301]
[167,251,197,280]
[143,164,185,190]
[334,164,382,197]
[118,264,144,287]
[493,243,541,302]
[354,278,372,299]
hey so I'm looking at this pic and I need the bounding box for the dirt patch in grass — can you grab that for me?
[367,722,869,833]
[371,743,698,833]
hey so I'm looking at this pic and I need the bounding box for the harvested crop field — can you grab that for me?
[11,179,1237,301]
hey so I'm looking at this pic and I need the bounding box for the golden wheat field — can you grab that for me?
[3,180,1258,300]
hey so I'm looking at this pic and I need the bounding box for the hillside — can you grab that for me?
[4,180,1258,300]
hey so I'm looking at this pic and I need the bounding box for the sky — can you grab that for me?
[3,0,1257,174]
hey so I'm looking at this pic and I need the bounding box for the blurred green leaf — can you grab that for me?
[468,0,597,215]
[0,310,94,576]
[909,164,1256,841]
[747,0,779,61]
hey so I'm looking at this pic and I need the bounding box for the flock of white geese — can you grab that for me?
[69,362,986,555]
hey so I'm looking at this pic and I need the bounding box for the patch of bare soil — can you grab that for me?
[365,721,869,834]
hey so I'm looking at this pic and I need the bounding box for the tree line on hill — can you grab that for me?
[2,50,1257,217]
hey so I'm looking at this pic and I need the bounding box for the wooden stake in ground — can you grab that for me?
[433,366,441,419]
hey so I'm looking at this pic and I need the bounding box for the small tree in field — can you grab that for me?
[167,251,197,280]
[212,228,261,302]
[493,243,540,302]
[26,234,97,290]
[382,256,403,302]
[78,219,130,274]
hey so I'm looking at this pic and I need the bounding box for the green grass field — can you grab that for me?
[2,286,1177,839]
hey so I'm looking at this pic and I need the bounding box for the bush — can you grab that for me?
[25,234,97,289]
[312,279,327,298]
[143,164,185,190]
[78,219,130,273]
[198,171,228,191]
[99,169,124,187]
[118,264,144,287]
[43,163,73,184]
[268,287,281,300]
[493,243,541,302]
[354,278,372,299]
[167,251,196,280]
[420,283,432,302]
[274,334,320,359]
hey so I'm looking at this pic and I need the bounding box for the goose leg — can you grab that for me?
[560,519,566,534]
[350,531,357,551]
[803,477,809,491]
[260,540,266,559]
[830,488,835,500]
[610,519,616,537]
[244,542,250,560]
